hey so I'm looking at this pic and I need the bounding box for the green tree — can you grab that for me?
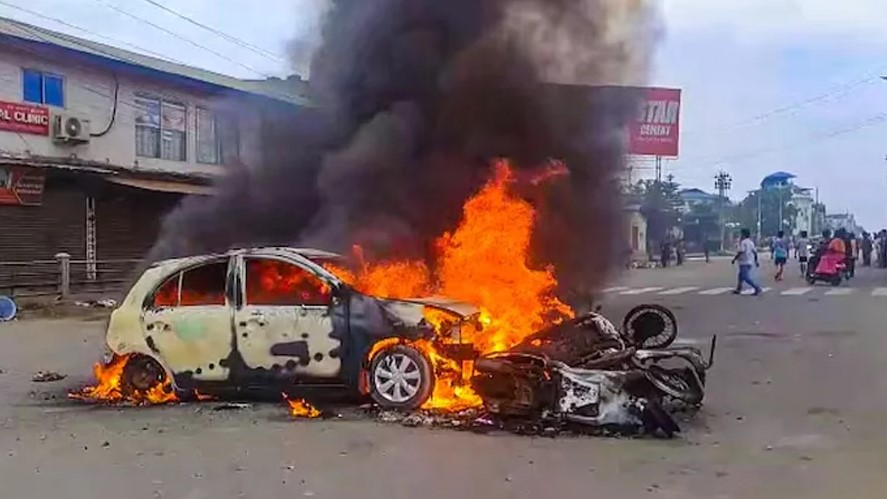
[631,175,683,245]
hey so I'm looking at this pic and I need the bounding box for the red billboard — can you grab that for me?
[628,87,681,157]
[0,166,46,206]
[0,101,50,135]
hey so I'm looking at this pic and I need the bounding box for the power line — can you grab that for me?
[700,64,887,135]
[137,0,284,63]
[0,0,187,64]
[92,0,267,77]
[671,113,887,173]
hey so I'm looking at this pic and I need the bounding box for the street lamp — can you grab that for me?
[714,171,732,251]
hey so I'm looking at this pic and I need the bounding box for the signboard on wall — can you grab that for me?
[0,166,46,206]
[627,87,681,157]
[0,101,50,135]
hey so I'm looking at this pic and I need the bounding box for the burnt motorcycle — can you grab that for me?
[471,305,715,437]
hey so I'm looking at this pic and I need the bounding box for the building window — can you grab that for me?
[135,96,186,161]
[196,107,239,165]
[22,69,64,107]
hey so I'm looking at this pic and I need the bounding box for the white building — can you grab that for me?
[789,187,814,236]
[0,17,308,271]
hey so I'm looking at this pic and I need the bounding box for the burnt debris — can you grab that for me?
[471,305,713,438]
[149,0,659,296]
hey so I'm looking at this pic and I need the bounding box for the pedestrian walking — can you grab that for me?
[732,228,763,296]
[660,239,671,268]
[862,232,873,267]
[796,230,810,276]
[675,239,685,266]
[879,230,887,269]
[704,239,711,263]
[846,232,857,278]
[772,230,789,281]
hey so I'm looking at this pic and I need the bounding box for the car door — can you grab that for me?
[141,258,234,382]
[233,255,342,380]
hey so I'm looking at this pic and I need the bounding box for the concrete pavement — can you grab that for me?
[2,261,887,498]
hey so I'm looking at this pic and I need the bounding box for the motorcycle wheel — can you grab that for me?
[622,304,678,349]
[806,276,816,285]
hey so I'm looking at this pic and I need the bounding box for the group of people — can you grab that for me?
[659,238,686,267]
[732,227,885,295]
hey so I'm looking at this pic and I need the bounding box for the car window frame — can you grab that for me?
[240,255,336,309]
[145,257,232,310]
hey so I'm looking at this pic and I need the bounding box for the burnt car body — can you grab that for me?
[105,247,479,409]
[471,305,714,436]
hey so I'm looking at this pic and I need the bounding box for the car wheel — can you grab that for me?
[831,276,842,286]
[122,355,166,393]
[369,345,434,410]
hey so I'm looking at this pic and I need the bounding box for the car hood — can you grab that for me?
[377,296,480,326]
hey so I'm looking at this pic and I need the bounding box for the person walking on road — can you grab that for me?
[732,228,763,296]
[862,232,873,267]
[879,230,887,269]
[773,230,789,281]
[796,230,810,276]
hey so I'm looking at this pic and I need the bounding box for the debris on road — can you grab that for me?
[73,299,117,308]
[471,305,714,438]
[212,403,252,411]
[32,371,67,382]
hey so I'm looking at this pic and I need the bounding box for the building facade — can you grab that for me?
[0,17,307,291]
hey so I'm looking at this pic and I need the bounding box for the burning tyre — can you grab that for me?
[369,345,434,409]
[122,355,166,393]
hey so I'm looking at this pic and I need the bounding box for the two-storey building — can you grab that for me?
[0,17,308,279]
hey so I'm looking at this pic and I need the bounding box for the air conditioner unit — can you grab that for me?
[52,114,91,145]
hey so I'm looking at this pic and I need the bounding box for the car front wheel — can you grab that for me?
[369,345,434,410]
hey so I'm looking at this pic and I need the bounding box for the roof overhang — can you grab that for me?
[106,177,214,195]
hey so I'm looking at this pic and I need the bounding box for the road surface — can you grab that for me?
[2,259,886,498]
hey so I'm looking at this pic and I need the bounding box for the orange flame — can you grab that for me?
[332,159,572,411]
[68,354,179,405]
[283,394,322,418]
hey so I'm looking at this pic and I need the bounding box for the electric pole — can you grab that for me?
[714,170,732,251]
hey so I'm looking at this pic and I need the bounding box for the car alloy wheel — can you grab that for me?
[369,345,434,409]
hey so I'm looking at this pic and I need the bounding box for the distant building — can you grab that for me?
[677,188,719,213]
[825,213,862,235]
[789,187,814,236]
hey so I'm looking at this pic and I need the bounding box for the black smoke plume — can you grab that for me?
[150,0,658,300]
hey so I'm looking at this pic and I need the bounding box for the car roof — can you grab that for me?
[148,247,343,268]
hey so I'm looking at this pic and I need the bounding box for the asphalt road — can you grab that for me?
[2,260,887,498]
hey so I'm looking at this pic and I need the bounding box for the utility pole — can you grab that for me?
[655,156,662,183]
[714,170,732,251]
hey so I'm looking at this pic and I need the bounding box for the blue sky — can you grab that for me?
[1,0,885,229]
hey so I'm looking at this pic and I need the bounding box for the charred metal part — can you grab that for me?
[471,307,713,437]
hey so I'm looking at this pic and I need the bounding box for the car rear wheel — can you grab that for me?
[122,355,166,393]
[369,345,434,410]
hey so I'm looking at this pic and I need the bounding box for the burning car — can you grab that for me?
[96,247,480,409]
[471,305,715,436]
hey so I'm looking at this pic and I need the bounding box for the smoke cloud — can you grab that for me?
[150,0,659,300]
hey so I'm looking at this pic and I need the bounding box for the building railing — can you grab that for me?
[0,253,143,299]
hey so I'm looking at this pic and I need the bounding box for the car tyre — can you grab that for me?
[369,345,434,410]
[122,355,166,393]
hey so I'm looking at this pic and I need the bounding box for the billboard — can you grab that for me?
[0,166,46,206]
[627,87,681,157]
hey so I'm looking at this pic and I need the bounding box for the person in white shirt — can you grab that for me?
[796,230,810,276]
[731,228,763,296]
